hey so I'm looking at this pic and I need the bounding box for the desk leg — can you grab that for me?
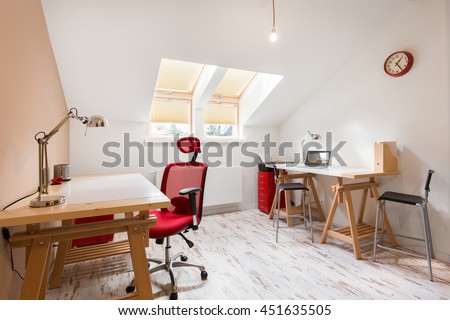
[39,243,52,299]
[320,188,364,259]
[307,176,325,221]
[49,220,73,289]
[285,190,296,227]
[321,179,397,260]
[20,237,52,300]
[48,240,70,289]
[357,188,369,224]
[320,191,340,244]
[127,224,153,300]
[343,190,361,260]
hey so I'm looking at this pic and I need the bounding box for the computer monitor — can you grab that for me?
[305,150,331,167]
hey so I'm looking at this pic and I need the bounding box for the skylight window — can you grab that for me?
[149,59,203,138]
[148,58,280,140]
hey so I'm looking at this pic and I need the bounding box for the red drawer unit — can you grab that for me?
[258,170,285,214]
[71,215,115,247]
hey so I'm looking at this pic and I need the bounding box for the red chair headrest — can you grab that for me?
[177,136,201,154]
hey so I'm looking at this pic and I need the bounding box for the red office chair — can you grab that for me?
[126,136,208,300]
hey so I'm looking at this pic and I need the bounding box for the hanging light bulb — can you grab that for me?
[270,26,278,42]
[270,0,278,41]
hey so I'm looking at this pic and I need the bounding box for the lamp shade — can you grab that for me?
[88,115,109,127]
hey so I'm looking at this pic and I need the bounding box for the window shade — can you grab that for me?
[150,98,190,123]
[204,104,237,125]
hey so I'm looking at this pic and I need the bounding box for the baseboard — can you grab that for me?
[203,202,257,216]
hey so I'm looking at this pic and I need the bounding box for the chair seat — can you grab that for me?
[278,182,308,191]
[149,210,193,239]
[379,191,424,206]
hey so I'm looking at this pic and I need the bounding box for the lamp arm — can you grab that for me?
[35,108,89,196]
[41,114,71,143]
[40,108,88,144]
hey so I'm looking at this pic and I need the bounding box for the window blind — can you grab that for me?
[204,104,237,125]
[150,98,190,123]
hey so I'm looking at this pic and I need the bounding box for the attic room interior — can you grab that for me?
[0,0,450,306]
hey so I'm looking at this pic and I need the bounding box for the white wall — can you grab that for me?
[279,0,450,262]
[0,0,69,299]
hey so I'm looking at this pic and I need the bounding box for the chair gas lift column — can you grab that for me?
[373,170,435,281]
[273,165,314,243]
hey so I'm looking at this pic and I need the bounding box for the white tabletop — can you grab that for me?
[55,173,162,204]
[0,173,170,227]
[273,164,397,179]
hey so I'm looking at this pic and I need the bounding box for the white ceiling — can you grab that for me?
[41,0,411,126]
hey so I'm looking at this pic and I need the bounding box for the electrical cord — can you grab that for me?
[8,245,24,280]
[2,188,38,280]
[2,188,38,211]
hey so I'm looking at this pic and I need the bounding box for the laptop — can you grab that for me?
[304,150,331,168]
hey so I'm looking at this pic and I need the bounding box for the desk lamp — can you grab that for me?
[300,131,321,164]
[30,107,109,207]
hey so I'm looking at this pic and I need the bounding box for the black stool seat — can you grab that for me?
[379,191,424,206]
[278,182,308,191]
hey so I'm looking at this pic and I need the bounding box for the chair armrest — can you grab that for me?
[179,187,202,195]
[179,187,202,229]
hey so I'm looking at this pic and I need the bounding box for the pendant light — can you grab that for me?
[270,0,278,41]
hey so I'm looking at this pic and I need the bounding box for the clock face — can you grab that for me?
[384,51,414,77]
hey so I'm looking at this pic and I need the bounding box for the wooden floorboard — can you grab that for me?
[46,209,450,300]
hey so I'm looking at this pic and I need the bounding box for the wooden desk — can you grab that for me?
[0,173,170,300]
[274,165,398,259]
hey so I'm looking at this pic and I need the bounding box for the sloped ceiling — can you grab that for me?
[41,0,411,126]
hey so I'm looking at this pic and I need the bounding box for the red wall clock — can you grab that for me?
[384,51,414,77]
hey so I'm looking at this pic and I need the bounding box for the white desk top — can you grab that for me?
[0,173,170,227]
[274,164,398,179]
[54,173,163,204]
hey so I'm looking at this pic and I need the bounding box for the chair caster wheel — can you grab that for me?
[181,255,188,262]
[126,285,135,293]
[170,292,178,300]
[201,270,208,280]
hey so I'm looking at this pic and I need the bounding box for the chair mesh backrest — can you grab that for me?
[161,162,208,221]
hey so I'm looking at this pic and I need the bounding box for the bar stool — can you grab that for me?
[373,169,435,280]
[273,165,313,243]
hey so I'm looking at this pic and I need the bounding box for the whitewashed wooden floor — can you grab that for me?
[46,209,450,300]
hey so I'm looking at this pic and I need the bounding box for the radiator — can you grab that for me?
[203,166,242,206]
